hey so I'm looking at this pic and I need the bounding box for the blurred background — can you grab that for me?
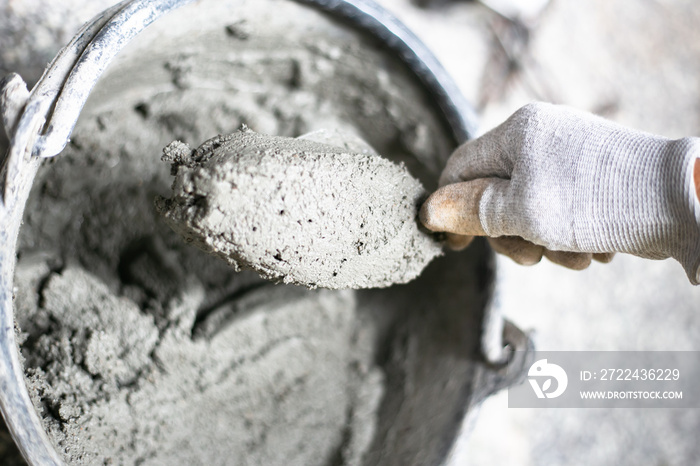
[2,0,700,464]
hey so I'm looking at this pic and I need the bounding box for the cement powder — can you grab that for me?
[6,1,489,464]
[156,129,443,289]
[19,262,381,465]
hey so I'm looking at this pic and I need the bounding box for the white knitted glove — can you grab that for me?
[420,103,700,284]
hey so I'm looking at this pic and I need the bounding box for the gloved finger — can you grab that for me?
[445,233,475,250]
[592,252,615,263]
[487,236,544,265]
[421,178,514,238]
[543,250,592,270]
[438,130,512,186]
[420,179,494,236]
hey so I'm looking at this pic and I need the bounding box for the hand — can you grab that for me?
[420,103,700,283]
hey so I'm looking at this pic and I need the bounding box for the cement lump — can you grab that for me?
[156,129,443,289]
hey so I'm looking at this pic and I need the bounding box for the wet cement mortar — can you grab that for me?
[156,130,443,289]
[9,1,492,465]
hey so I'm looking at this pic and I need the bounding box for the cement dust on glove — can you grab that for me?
[156,128,443,289]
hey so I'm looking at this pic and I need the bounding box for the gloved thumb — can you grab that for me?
[419,178,509,236]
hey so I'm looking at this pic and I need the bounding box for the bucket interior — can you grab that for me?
[9,1,496,464]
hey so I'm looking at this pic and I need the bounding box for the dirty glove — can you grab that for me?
[420,102,700,284]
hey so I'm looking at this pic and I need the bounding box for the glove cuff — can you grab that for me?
[566,128,700,283]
